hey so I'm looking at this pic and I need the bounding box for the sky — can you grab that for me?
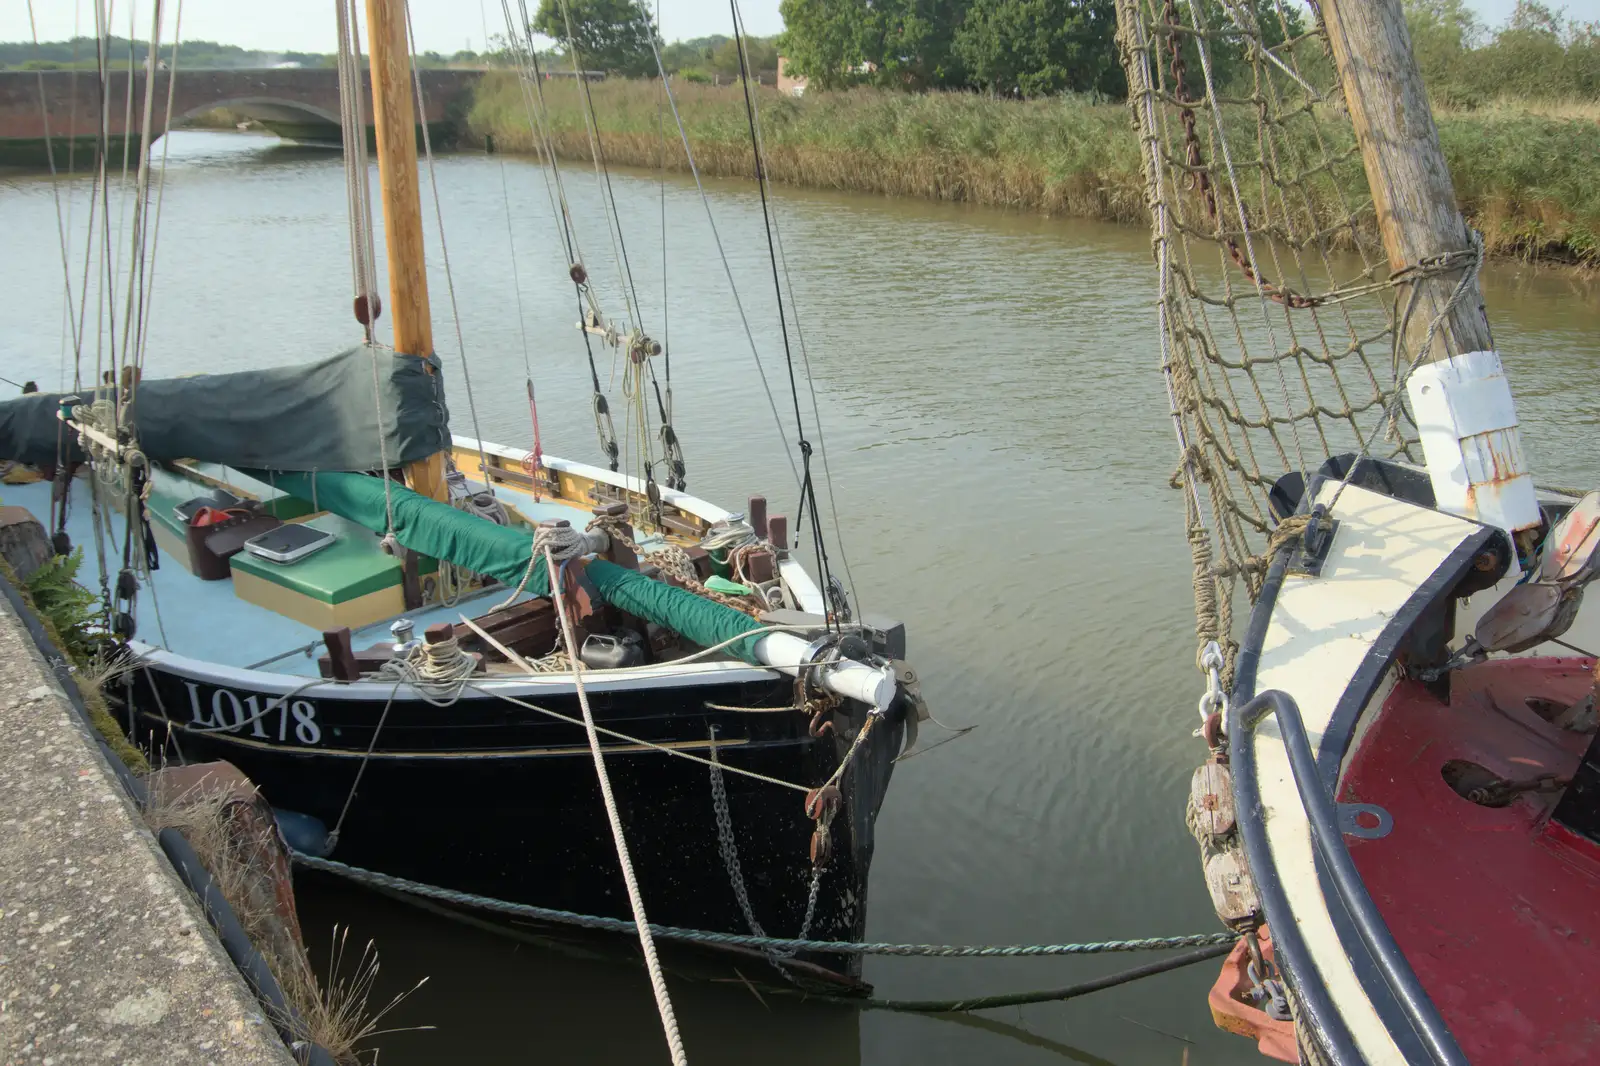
[7,0,785,54]
[0,0,1538,56]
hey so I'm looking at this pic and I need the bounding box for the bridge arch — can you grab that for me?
[174,96,344,145]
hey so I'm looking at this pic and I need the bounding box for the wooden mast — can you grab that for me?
[1320,0,1492,363]
[1323,0,1540,536]
[364,0,446,501]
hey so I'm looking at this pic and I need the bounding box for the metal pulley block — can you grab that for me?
[1190,760,1237,841]
[809,824,833,868]
[804,785,841,822]
[1204,848,1261,925]
[627,331,662,363]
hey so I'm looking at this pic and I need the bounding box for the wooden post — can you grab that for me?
[364,0,447,500]
[1321,0,1492,363]
[322,628,360,682]
[1325,0,1540,537]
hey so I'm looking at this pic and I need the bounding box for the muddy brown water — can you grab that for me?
[4,130,1597,1065]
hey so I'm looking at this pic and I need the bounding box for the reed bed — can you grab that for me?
[468,74,1600,267]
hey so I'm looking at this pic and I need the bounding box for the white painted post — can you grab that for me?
[1406,350,1540,535]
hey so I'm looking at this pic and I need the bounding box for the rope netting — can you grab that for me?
[1116,0,1436,683]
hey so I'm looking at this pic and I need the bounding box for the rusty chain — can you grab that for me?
[1161,0,1323,310]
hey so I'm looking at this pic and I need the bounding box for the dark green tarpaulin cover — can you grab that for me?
[262,469,766,664]
[0,348,448,471]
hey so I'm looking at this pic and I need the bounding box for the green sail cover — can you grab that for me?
[261,470,765,665]
[262,470,548,593]
[0,348,448,471]
[584,559,765,664]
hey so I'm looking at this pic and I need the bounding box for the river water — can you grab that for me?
[4,131,1597,1066]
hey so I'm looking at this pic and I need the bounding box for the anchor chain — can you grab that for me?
[708,730,823,980]
[586,514,764,615]
[1161,0,1322,310]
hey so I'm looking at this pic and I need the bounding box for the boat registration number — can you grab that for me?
[183,682,322,746]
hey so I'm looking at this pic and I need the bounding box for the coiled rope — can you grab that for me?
[376,633,479,707]
[491,522,588,612]
[291,852,1235,958]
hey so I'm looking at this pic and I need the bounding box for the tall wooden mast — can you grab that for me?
[1320,0,1491,363]
[364,0,446,501]
[1322,0,1539,536]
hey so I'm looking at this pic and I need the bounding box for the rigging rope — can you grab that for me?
[654,0,682,490]
[130,0,183,384]
[335,0,381,343]
[727,0,840,623]
[637,8,799,489]
[404,1,497,499]
[334,0,396,537]
[28,0,84,363]
[116,0,166,409]
[551,1,680,503]
[498,0,621,474]
[479,0,543,481]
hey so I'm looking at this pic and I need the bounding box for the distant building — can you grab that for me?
[777,56,807,97]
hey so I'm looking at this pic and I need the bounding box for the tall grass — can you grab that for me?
[470,76,1147,221]
[468,74,1600,267]
[144,782,428,1064]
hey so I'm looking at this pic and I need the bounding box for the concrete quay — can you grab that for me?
[0,589,294,1064]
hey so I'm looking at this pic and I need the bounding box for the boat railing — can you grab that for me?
[1231,690,1469,1066]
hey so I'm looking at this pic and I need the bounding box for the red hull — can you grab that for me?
[1339,658,1600,1065]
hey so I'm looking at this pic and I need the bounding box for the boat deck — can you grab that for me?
[1,469,644,676]
[1341,658,1600,1065]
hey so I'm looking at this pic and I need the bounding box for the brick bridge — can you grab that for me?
[0,67,483,167]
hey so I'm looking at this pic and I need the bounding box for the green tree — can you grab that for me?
[710,36,779,81]
[778,0,964,90]
[1160,0,1303,97]
[660,35,725,74]
[1403,0,1482,100]
[532,0,657,77]
[1460,2,1600,101]
[952,0,1119,97]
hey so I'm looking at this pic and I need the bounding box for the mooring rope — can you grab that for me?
[548,549,688,1066]
[290,852,1234,959]
[341,869,1239,1018]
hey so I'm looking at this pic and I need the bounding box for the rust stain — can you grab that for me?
[1484,433,1521,485]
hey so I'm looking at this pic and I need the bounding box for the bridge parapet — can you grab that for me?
[0,67,481,166]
